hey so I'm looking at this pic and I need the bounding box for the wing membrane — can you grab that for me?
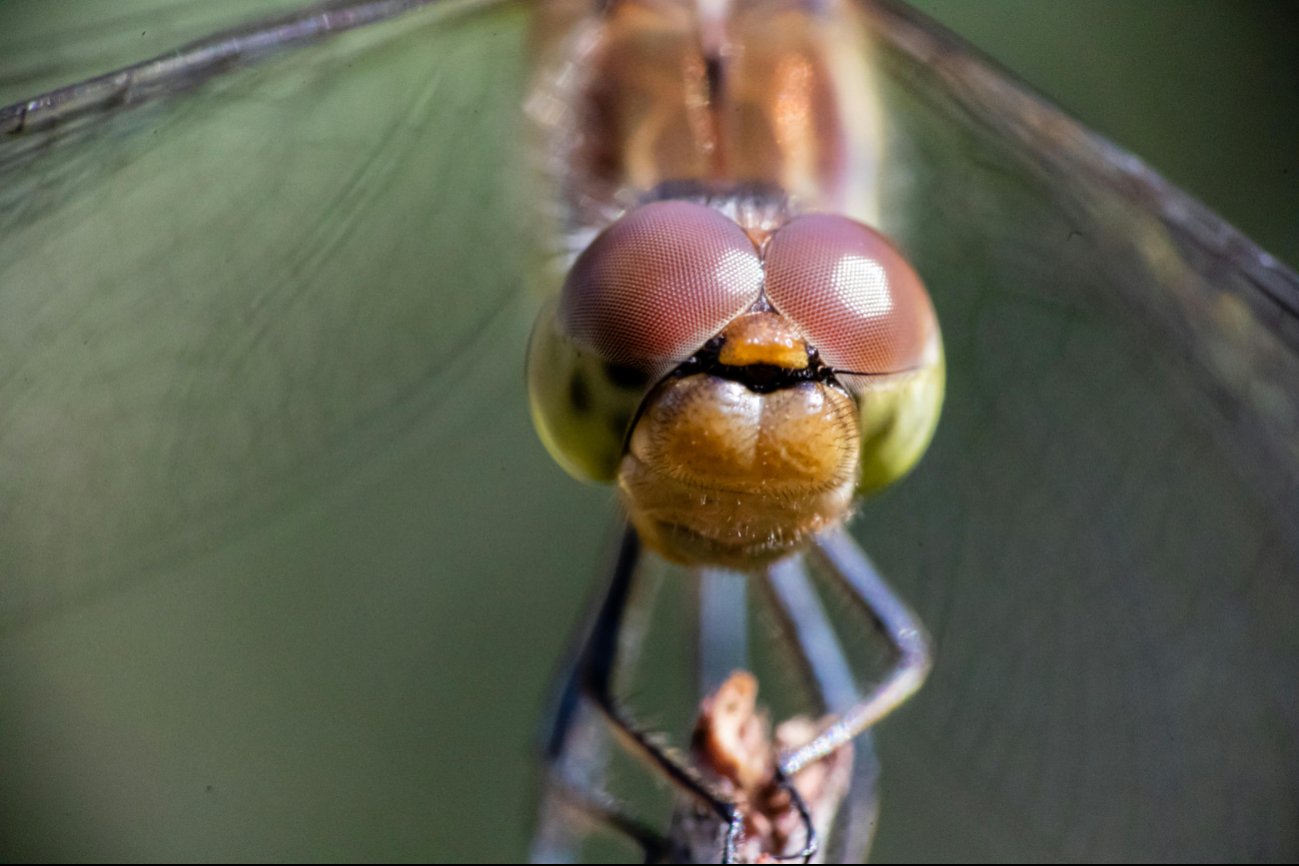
[848,2,1299,860]
[0,0,533,627]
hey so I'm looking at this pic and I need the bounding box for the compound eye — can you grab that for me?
[764,215,937,374]
[560,201,764,372]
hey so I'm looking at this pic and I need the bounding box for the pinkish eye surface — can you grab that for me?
[764,214,937,374]
[560,201,763,370]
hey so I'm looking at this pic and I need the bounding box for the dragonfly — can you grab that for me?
[1,1,1297,862]
[522,2,941,862]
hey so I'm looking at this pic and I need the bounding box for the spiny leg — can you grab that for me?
[533,689,669,863]
[764,555,883,863]
[583,529,746,862]
[536,526,744,862]
[776,528,933,779]
[533,766,668,864]
[765,556,858,712]
[532,524,665,863]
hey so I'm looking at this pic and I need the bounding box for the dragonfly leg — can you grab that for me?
[535,526,743,863]
[533,523,651,862]
[764,555,883,862]
[578,528,746,863]
[534,675,655,861]
[825,722,883,863]
[533,754,669,862]
[776,529,933,779]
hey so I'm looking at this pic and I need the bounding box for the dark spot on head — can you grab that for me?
[602,360,650,390]
[569,370,591,414]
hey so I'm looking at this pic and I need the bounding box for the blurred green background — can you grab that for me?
[912,0,1299,271]
[0,2,1296,863]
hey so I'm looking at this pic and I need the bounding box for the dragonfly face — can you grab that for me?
[529,198,943,566]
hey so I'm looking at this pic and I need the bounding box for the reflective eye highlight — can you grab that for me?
[560,201,764,370]
[764,214,936,374]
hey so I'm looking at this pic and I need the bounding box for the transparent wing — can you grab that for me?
[0,4,605,862]
[0,0,311,106]
[848,2,1299,861]
[0,0,536,627]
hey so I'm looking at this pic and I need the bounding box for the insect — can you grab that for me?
[523,1,939,861]
[0,1,1296,862]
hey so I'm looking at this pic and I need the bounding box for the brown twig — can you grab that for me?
[669,672,854,864]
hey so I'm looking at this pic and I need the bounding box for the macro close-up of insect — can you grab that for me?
[1,1,1297,863]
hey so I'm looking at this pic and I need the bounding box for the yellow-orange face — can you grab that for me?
[528,201,943,568]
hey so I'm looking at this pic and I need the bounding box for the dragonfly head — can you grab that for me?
[527,202,945,568]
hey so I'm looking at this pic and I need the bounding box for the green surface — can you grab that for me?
[0,1,1296,862]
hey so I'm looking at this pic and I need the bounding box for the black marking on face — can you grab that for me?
[602,360,651,390]
[669,339,842,395]
[568,369,592,414]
